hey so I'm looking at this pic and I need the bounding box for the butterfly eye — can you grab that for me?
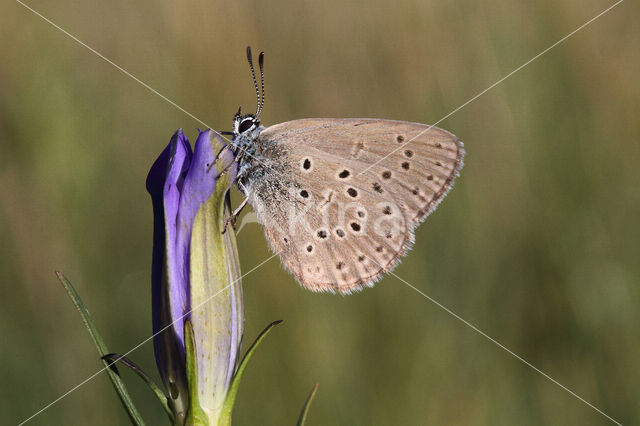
[238,119,254,133]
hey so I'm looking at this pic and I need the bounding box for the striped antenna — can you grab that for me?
[258,51,265,115]
[246,46,261,114]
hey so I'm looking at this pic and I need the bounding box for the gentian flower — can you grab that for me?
[54,128,306,426]
[147,129,243,425]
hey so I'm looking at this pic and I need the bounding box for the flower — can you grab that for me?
[147,129,243,425]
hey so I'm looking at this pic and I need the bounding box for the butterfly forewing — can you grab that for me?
[252,118,464,294]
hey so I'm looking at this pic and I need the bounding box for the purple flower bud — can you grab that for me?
[147,129,243,424]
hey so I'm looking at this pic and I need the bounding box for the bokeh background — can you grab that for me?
[2,0,638,424]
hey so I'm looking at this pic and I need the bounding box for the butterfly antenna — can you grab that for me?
[246,46,261,115]
[257,51,265,116]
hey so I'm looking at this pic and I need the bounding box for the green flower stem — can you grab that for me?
[56,271,145,426]
[102,353,174,422]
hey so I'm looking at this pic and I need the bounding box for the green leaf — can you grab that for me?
[297,383,319,426]
[56,271,145,426]
[102,353,174,422]
[218,320,283,426]
[184,319,209,426]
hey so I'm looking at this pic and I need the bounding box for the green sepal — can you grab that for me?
[218,320,283,426]
[102,353,174,422]
[56,271,145,426]
[184,319,209,426]
[296,383,319,426]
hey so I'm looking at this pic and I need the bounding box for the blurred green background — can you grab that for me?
[2,0,638,424]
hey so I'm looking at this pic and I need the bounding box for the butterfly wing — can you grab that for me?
[247,118,464,294]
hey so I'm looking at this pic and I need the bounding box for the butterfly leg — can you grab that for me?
[207,143,235,174]
[222,197,249,234]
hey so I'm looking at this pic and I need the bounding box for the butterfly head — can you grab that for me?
[233,107,261,136]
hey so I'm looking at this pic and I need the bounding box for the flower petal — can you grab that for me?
[187,130,242,422]
[147,129,192,421]
[174,130,229,325]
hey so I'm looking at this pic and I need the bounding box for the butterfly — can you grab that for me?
[221,47,464,294]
